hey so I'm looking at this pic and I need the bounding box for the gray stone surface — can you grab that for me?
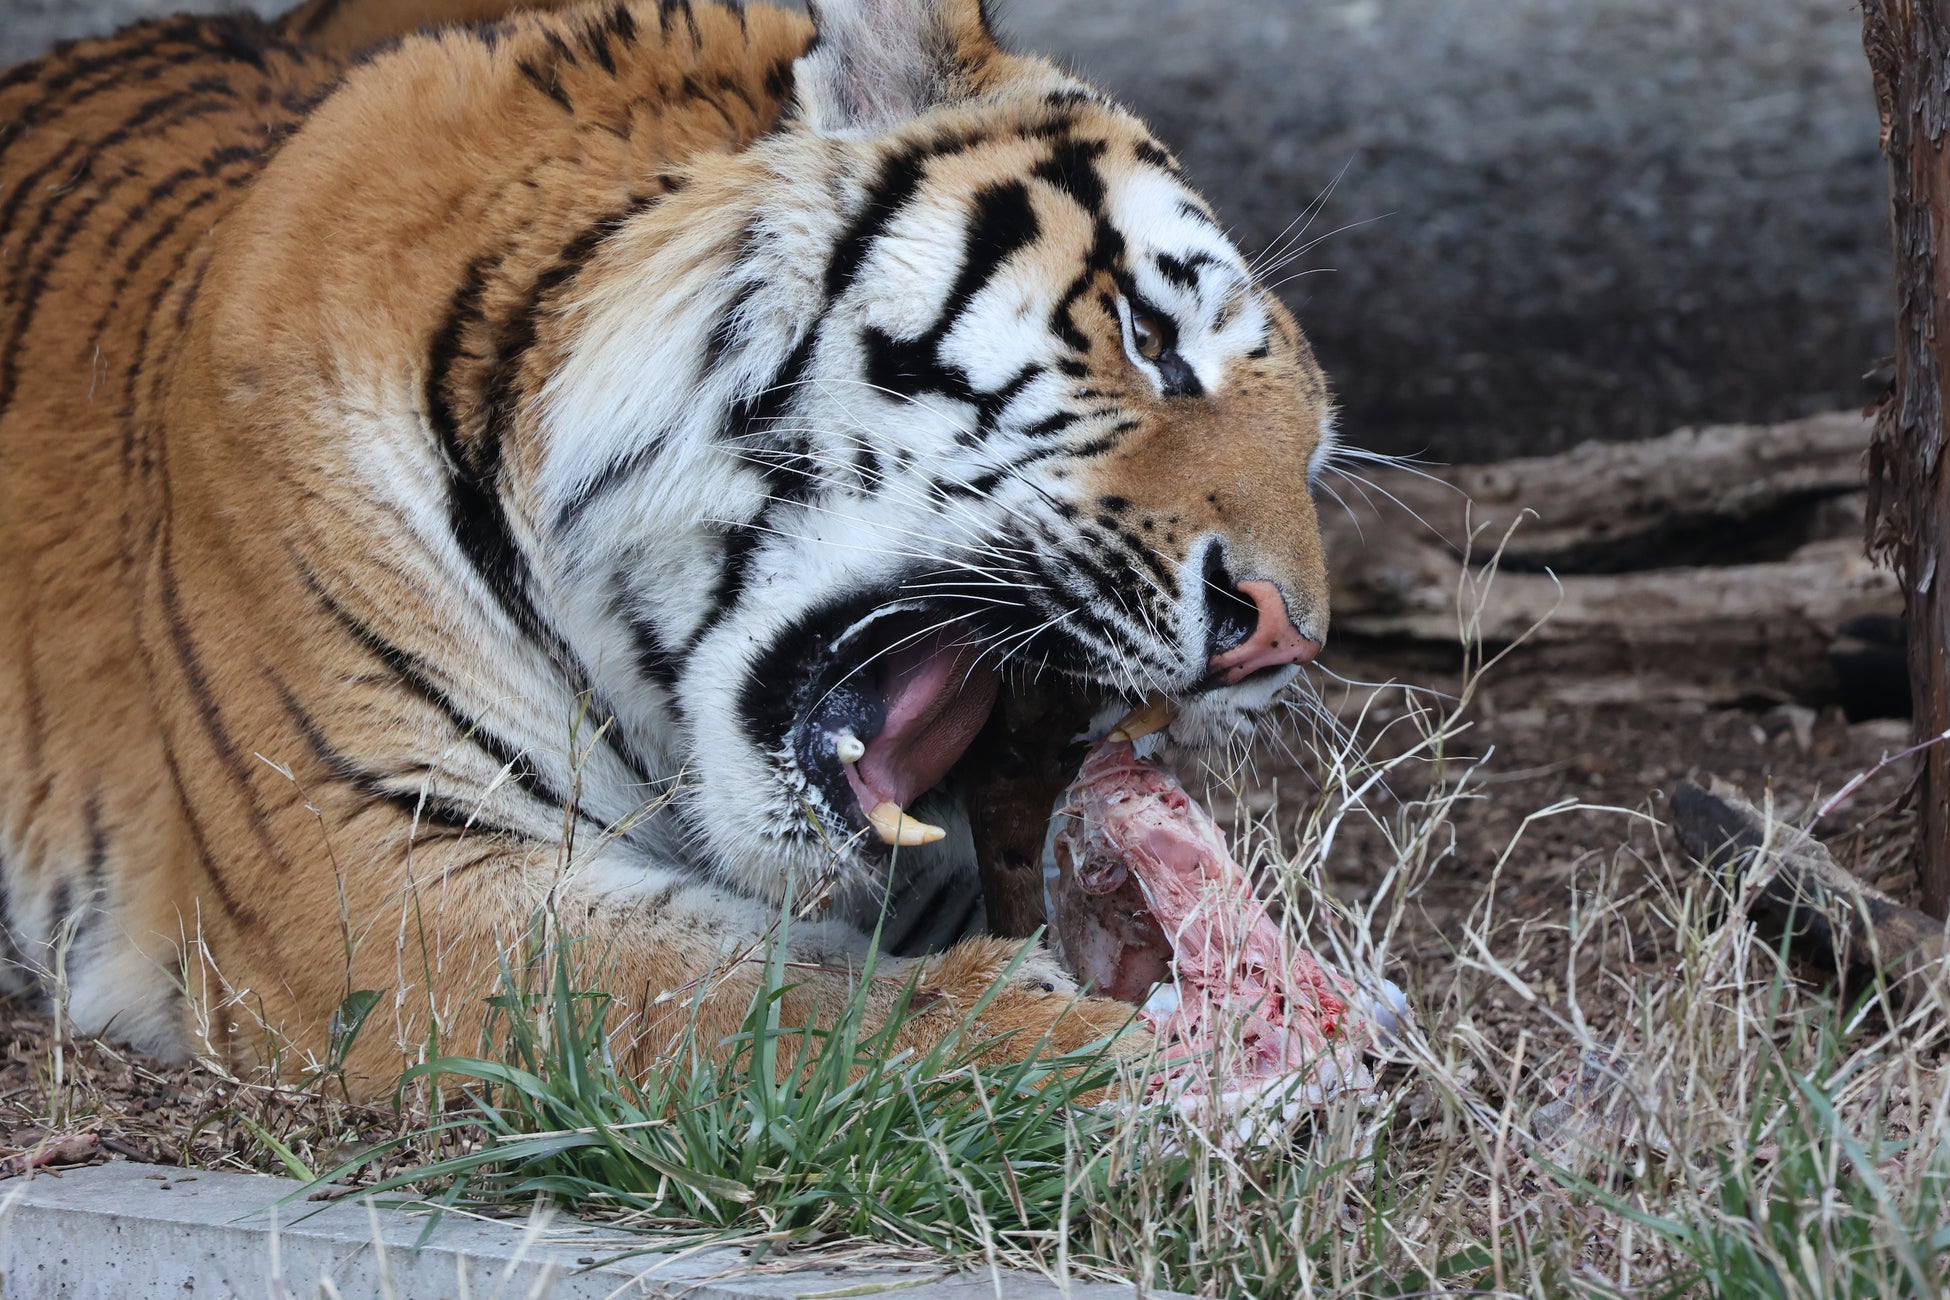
[0,1162,1171,1299]
[0,0,1893,462]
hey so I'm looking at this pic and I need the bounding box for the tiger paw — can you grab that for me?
[916,936,1152,1063]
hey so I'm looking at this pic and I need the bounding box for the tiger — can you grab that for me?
[0,0,1337,1090]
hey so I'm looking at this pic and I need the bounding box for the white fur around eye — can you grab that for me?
[1113,293,1165,394]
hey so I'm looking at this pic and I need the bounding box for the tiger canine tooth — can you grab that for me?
[867,801,946,847]
[834,732,866,765]
[1108,693,1176,743]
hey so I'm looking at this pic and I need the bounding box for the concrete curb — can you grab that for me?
[0,1163,1182,1299]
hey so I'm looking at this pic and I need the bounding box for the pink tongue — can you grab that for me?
[845,629,1001,815]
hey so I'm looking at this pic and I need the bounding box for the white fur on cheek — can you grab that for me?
[1309,405,1339,482]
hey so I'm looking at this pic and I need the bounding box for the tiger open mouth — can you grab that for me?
[782,598,1109,855]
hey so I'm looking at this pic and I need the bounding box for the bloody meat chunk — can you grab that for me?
[1047,738,1391,1104]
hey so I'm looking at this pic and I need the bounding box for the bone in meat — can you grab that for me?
[1047,739,1380,1103]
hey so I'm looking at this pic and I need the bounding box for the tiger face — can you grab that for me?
[530,0,1335,918]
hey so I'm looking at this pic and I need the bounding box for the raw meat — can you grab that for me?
[1045,738,1388,1108]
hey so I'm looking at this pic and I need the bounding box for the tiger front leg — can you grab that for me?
[597,921,1156,1091]
[886,935,1154,1069]
[224,834,1147,1097]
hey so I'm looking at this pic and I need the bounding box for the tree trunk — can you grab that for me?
[1862,3,1950,918]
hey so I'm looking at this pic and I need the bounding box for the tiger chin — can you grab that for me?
[0,0,1338,1092]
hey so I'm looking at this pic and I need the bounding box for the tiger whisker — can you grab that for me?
[1248,156,1353,276]
[1319,464,1454,547]
[1254,210,1391,279]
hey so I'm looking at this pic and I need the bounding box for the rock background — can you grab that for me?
[0,0,1893,462]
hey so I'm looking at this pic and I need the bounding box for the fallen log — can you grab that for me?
[1672,778,1944,1002]
[1323,413,1903,702]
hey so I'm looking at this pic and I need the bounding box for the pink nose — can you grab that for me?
[1207,580,1322,684]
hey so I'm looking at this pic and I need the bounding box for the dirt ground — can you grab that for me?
[1321,649,1912,1050]
[0,643,1914,1188]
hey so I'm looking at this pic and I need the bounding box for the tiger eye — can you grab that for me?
[1131,311,1165,360]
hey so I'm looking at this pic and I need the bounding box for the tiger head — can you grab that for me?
[536,0,1335,911]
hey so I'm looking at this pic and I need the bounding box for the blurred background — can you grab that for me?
[1,0,1892,463]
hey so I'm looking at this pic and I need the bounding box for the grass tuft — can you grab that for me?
[318,913,1139,1262]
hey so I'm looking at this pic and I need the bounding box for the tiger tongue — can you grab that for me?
[843,630,1000,818]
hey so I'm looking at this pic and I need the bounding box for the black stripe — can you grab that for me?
[517,58,574,113]
[1088,522,1178,604]
[605,1,640,46]
[156,554,291,871]
[420,208,676,800]
[856,180,1042,435]
[763,53,794,101]
[0,80,230,248]
[169,244,210,337]
[0,54,54,99]
[682,74,739,133]
[722,328,816,445]
[431,293,547,653]
[703,269,759,375]
[691,523,767,652]
[544,30,581,69]
[2,130,252,417]
[83,792,110,899]
[0,41,203,172]
[1051,540,1158,655]
[97,185,225,421]
[1176,199,1218,230]
[551,434,668,534]
[115,237,215,485]
[82,137,270,375]
[823,129,991,302]
[157,733,269,938]
[268,676,492,837]
[628,614,682,690]
[713,70,758,118]
[48,880,75,944]
[824,148,933,300]
[424,251,499,461]
[940,181,1040,328]
[579,14,619,74]
[1031,136,1108,214]
[680,330,821,646]
[0,139,88,268]
[1155,251,1217,292]
[555,260,805,535]
[659,0,702,45]
[292,560,572,813]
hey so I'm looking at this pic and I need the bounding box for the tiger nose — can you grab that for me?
[1206,578,1322,685]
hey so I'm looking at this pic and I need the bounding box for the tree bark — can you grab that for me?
[1861,2,1950,918]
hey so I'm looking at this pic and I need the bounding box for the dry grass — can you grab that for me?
[0,554,1938,1298]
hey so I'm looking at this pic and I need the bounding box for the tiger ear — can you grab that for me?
[795,0,1003,136]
